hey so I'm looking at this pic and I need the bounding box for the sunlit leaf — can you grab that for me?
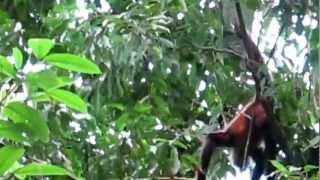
[270,160,290,175]
[47,89,88,112]
[27,70,73,90]
[0,55,16,77]
[28,38,54,59]
[0,146,24,175]
[44,53,102,74]
[12,47,23,69]
[134,103,152,114]
[15,163,77,179]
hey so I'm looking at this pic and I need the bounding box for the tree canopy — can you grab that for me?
[0,0,319,179]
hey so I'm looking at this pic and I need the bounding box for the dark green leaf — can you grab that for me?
[245,0,261,9]
[0,146,24,175]
[134,103,152,114]
[0,121,32,142]
[115,113,130,130]
[47,89,88,112]
[28,38,54,59]
[3,102,50,143]
[44,53,102,74]
[0,55,16,77]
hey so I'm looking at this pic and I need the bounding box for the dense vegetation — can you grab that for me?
[0,0,318,179]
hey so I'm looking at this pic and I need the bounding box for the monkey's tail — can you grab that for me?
[194,166,206,180]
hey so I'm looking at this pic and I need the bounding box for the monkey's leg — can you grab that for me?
[251,148,265,180]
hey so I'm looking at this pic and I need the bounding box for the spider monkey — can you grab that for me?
[196,1,290,180]
[197,96,286,180]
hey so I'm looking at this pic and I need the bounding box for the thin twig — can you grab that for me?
[266,23,285,62]
[242,115,254,168]
[0,83,18,107]
[191,42,244,58]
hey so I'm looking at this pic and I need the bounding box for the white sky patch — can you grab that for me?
[251,13,308,73]
[187,69,191,75]
[246,79,255,85]
[251,11,263,43]
[97,0,111,13]
[302,15,311,26]
[177,12,184,20]
[75,0,90,20]
[108,128,115,135]
[292,15,298,23]
[199,0,206,8]
[208,1,216,8]
[148,62,154,71]
[150,145,157,154]
[198,80,207,91]
[185,134,192,142]
[310,18,318,29]
[70,121,81,132]
[166,67,172,74]
[200,99,208,108]
[154,118,163,130]
[272,0,280,7]
[205,70,210,76]
[191,124,197,131]
[195,120,205,128]
[14,92,28,101]
[195,90,200,98]
[72,112,91,120]
[140,77,146,83]
[314,123,319,133]
[14,22,22,32]
[74,76,83,88]
[22,62,47,74]
[209,28,215,35]
[86,133,96,145]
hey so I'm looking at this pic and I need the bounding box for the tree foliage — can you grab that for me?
[0,0,318,179]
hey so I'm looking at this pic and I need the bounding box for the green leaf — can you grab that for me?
[115,113,130,130]
[108,103,125,111]
[44,53,102,74]
[304,165,318,172]
[0,55,16,77]
[12,47,23,69]
[0,146,25,175]
[0,121,32,142]
[134,103,152,114]
[30,92,51,102]
[47,89,88,112]
[245,0,261,9]
[28,38,54,59]
[3,102,50,143]
[15,163,76,178]
[179,0,187,11]
[27,70,73,90]
[270,160,289,175]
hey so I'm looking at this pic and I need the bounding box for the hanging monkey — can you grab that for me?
[196,1,290,180]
